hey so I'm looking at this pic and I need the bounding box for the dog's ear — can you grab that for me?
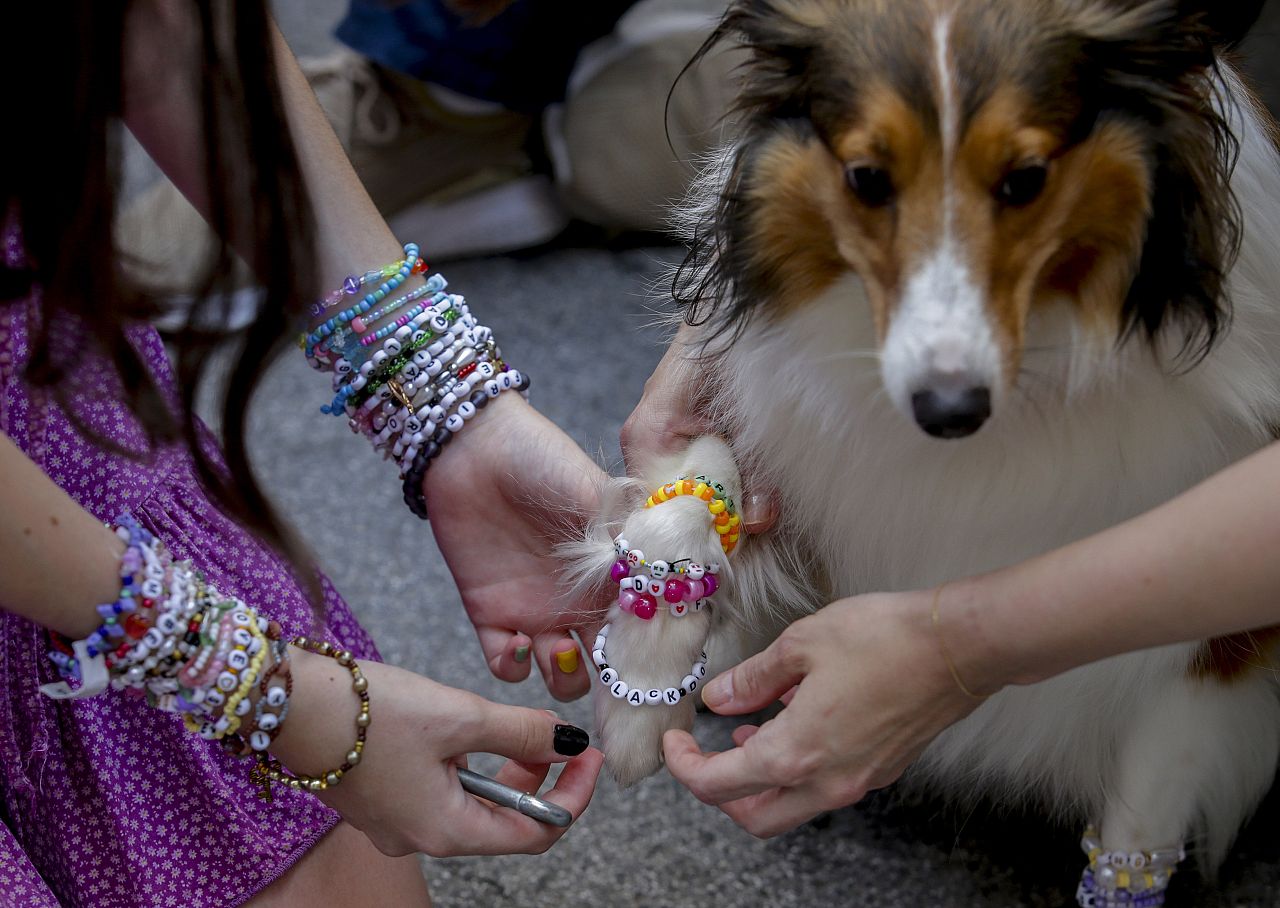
[1071,1,1239,359]
[700,0,821,121]
[1178,0,1266,48]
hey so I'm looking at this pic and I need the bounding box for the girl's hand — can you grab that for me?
[274,650,603,857]
[424,393,609,701]
[663,593,986,838]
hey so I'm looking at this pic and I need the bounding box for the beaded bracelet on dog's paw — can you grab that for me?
[589,622,709,707]
[608,534,720,620]
[644,475,741,554]
[1076,826,1184,908]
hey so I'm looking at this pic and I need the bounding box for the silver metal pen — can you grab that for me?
[457,768,573,827]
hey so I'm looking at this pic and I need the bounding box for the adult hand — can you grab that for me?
[621,325,778,533]
[663,592,988,837]
[620,324,713,474]
[276,650,604,857]
[424,393,608,701]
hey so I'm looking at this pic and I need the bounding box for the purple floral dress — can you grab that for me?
[0,223,380,907]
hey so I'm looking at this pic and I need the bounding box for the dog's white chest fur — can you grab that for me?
[699,80,1280,864]
[578,67,1280,875]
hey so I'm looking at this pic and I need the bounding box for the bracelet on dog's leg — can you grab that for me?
[1076,826,1185,907]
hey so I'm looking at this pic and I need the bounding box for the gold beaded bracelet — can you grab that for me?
[249,636,370,802]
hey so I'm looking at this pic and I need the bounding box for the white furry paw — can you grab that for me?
[560,436,743,786]
[591,613,711,787]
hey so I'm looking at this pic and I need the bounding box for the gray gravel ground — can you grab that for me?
[238,3,1280,906]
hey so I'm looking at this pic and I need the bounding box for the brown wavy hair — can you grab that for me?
[1,2,318,577]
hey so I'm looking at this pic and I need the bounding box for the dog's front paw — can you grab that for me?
[590,616,709,787]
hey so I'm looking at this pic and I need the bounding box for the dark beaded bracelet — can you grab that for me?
[401,372,529,520]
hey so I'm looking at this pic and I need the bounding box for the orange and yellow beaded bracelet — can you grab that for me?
[644,474,741,554]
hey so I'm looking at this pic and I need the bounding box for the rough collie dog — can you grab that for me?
[565,0,1280,903]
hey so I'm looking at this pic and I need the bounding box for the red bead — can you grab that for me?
[412,258,428,274]
[634,595,657,620]
[663,579,688,604]
[124,613,149,639]
[141,598,155,609]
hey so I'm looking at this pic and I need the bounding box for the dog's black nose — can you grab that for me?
[911,387,991,439]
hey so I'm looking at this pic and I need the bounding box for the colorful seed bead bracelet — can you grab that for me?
[304,242,421,357]
[308,252,427,318]
[304,241,530,520]
[644,475,741,555]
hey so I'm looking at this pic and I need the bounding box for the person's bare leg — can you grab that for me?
[245,821,431,907]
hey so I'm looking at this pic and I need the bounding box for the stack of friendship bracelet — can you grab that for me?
[607,533,721,620]
[644,475,741,555]
[591,474,739,708]
[302,242,529,519]
[40,515,372,800]
[1076,827,1185,908]
[44,516,288,748]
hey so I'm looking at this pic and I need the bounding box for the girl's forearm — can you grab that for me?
[949,441,1280,691]
[0,433,124,638]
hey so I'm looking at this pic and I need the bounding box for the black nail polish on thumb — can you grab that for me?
[553,724,590,756]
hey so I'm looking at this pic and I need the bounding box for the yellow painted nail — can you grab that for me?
[555,648,580,674]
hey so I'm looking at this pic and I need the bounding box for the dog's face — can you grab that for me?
[683,0,1254,438]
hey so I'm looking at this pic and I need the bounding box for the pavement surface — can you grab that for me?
[240,3,1280,906]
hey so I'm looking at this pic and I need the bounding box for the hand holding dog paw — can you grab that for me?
[622,327,779,533]
[276,652,603,857]
[423,393,607,701]
[663,593,987,837]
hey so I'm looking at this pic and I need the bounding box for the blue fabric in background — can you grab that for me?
[336,0,639,112]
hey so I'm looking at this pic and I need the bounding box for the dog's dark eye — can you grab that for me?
[845,165,895,208]
[997,163,1048,207]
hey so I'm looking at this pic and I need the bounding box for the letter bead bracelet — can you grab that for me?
[42,515,369,803]
[590,622,709,707]
[591,475,741,707]
[607,533,721,620]
[303,242,530,518]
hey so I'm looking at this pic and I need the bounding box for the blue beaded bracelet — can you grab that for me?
[304,243,420,356]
